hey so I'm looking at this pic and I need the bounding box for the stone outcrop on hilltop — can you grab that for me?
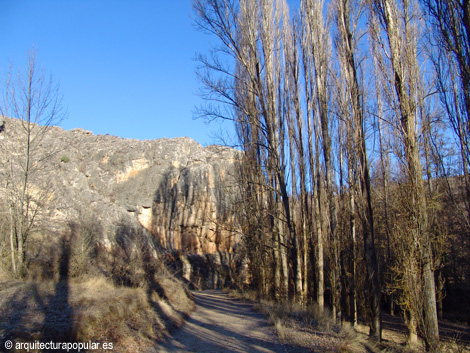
[0,117,242,287]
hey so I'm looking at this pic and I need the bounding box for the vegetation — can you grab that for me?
[1,1,469,351]
[0,273,193,353]
[0,214,194,352]
[0,50,64,277]
[60,155,70,163]
[194,0,470,351]
[226,288,469,352]
[0,51,193,351]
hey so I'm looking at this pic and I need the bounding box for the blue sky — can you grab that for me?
[0,0,234,146]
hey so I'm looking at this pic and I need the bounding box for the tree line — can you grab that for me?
[193,0,470,351]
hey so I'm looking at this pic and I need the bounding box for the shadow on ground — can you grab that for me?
[152,289,309,353]
[0,235,76,353]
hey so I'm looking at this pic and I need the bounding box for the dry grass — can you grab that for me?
[226,289,470,353]
[355,321,470,353]
[72,277,162,350]
[0,274,194,353]
[0,215,197,352]
[438,337,470,353]
[224,288,259,302]
[270,314,287,342]
[225,290,390,352]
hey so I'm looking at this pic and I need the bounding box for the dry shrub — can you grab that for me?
[0,272,194,353]
[227,289,386,352]
[154,270,194,315]
[0,211,12,273]
[67,218,101,278]
[270,314,287,342]
[71,268,195,349]
[71,276,164,351]
[0,213,195,353]
[257,299,335,331]
[437,335,470,353]
[24,231,64,281]
[224,287,259,302]
[337,322,381,353]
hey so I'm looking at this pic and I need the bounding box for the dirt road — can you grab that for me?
[152,290,302,353]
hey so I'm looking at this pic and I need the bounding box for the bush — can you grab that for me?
[68,218,101,278]
[0,274,194,353]
[60,155,70,163]
[0,211,12,274]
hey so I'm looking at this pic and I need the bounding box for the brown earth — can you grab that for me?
[151,290,308,353]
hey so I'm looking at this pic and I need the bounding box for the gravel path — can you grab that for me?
[152,290,299,353]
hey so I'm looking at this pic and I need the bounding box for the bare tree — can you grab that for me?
[370,0,439,349]
[0,50,64,277]
[300,0,337,315]
[333,0,382,337]
[194,0,296,299]
[422,0,470,228]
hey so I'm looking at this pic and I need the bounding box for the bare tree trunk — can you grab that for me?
[371,0,439,348]
[335,0,381,337]
[8,207,17,275]
[278,201,289,299]
[273,197,281,299]
[347,149,358,326]
[378,114,394,315]
[287,15,309,302]
[407,310,419,345]
[289,134,304,301]
[314,121,325,312]
[302,0,340,321]
[301,3,325,310]
[0,50,64,278]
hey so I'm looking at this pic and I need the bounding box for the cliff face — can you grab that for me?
[0,117,241,258]
[110,139,241,254]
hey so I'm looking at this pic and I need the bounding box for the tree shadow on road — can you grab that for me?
[153,290,308,353]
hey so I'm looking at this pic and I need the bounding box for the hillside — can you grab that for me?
[0,117,242,351]
[0,117,242,282]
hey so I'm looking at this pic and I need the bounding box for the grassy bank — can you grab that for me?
[0,270,194,353]
[225,289,469,353]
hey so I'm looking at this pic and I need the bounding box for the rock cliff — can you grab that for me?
[0,117,241,275]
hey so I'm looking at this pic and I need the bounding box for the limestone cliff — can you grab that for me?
[0,117,241,260]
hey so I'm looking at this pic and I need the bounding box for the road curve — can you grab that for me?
[152,290,297,353]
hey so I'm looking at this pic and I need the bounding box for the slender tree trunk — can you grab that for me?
[407,310,419,345]
[9,207,17,275]
[372,19,394,316]
[372,0,439,348]
[313,156,325,310]
[378,115,394,315]
[314,109,325,312]
[336,0,381,337]
[288,111,303,301]
[301,8,324,310]
[273,225,281,299]
[348,157,358,326]
[279,218,289,299]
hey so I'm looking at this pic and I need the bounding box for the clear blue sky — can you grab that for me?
[0,0,234,146]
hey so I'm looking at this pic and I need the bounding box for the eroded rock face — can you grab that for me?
[115,142,241,254]
[0,117,241,257]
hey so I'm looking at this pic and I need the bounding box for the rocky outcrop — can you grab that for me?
[0,117,241,261]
